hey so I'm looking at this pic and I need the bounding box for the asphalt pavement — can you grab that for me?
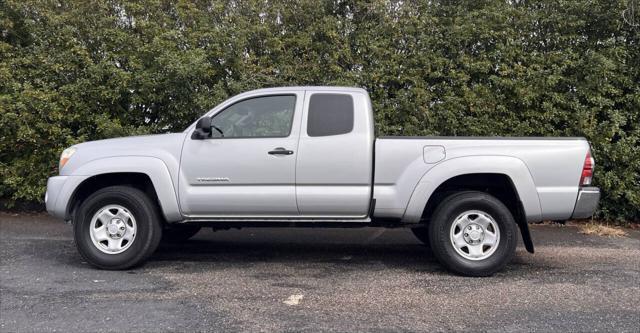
[1,213,639,332]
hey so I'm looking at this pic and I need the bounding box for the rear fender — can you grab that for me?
[403,156,539,253]
[403,155,542,223]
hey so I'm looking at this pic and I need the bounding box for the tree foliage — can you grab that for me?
[1,0,638,221]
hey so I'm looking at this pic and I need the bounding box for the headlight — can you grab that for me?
[59,147,77,170]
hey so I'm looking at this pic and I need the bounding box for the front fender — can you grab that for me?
[402,155,542,223]
[70,156,182,222]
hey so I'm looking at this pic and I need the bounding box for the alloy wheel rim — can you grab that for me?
[449,210,500,261]
[89,204,137,254]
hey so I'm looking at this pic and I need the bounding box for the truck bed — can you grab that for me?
[373,136,590,222]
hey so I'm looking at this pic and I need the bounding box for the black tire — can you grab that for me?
[162,225,201,242]
[411,227,430,246]
[428,191,517,277]
[73,186,163,270]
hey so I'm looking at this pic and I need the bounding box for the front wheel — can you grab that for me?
[73,186,163,270]
[428,191,517,277]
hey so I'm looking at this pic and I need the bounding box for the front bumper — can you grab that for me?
[571,186,600,219]
[45,175,88,220]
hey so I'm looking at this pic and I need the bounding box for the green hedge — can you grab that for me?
[1,0,638,221]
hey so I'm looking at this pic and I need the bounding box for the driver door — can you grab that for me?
[179,93,303,217]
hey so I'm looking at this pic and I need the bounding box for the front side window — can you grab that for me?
[307,93,354,137]
[210,95,296,138]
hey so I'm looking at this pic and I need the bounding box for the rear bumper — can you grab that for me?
[571,187,600,219]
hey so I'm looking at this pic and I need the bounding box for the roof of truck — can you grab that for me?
[240,86,368,95]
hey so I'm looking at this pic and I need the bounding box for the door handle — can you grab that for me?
[268,147,294,155]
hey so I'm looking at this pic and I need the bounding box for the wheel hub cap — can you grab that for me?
[107,219,126,239]
[449,210,500,261]
[463,224,484,244]
[89,205,137,254]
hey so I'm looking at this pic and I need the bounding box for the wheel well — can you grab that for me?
[421,173,524,223]
[67,173,161,219]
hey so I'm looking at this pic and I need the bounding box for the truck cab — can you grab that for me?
[180,87,374,220]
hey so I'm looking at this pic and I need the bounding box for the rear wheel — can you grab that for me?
[428,191,517,277]
[73,186,162,270]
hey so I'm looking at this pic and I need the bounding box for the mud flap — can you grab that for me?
[516,219,534,253]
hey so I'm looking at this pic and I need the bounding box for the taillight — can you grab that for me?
[579,151,594,186]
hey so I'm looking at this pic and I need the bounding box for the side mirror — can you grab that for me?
[193,117,212,139]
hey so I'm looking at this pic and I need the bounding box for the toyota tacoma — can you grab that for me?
[45,87,600,276]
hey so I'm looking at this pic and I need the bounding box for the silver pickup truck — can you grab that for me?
[46,86,600,276]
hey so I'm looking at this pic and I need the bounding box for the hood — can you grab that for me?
[73,133,181,150]
[60,133,187,176]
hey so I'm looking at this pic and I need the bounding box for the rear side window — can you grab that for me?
[307,94,354,137]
